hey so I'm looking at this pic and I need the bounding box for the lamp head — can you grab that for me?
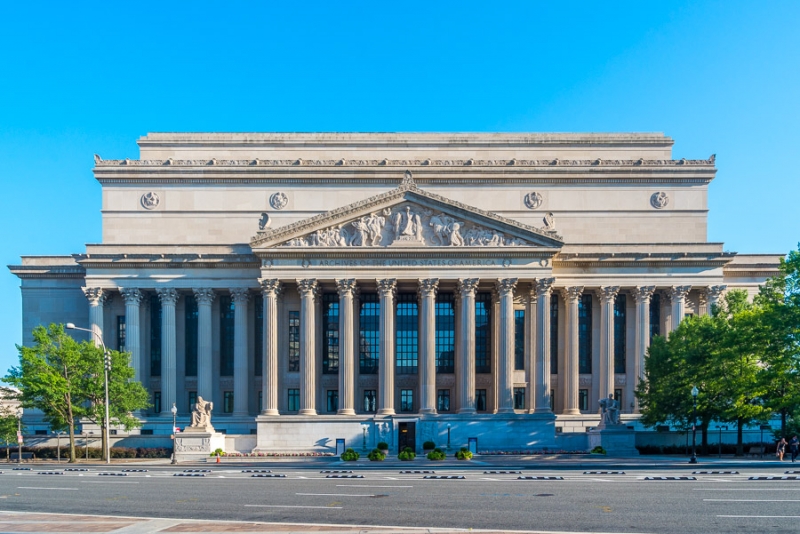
[171,403,177,415]
[65,323,75,329]
[447,423,451,429]
[691,386,699,397]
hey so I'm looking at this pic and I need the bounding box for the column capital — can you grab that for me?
[418,278,439,297]
[120,287,143,305]
[82,287,108,305]
[457,278,480,296]
[229,287,251,303]
[193,287,216,305]
[534,277,556,297]
[258,278,282,297]
[376,278,397,297]
[495,278,518,297]
[705,285,727,299]
[633,285,656,303]
[560,286,584,302]
[596,286,620,303]
[336,278,358,298]
[668,285,692,301]
[527,283,538,303]
[296,278,318,296]
[156,287,179,305]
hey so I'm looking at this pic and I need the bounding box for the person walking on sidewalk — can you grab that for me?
[777,437,788,461]
[790,436,799,463]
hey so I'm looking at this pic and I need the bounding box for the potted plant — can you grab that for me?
[455,447,472,460]
[340,448,360,461]
[367,448,385,461]
[398,446,416,461]
[377,441,389,455]
[426,447,446,461]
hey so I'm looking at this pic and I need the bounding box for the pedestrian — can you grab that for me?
[790,436,799,463]
[777,437,787,461]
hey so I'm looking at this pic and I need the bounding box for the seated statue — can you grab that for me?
[190,396,213,429]
[598,394,620,426]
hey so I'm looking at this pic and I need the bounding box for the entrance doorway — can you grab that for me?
[398,422,416,451]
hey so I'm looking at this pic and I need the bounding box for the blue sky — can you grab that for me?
[1,1,798,373]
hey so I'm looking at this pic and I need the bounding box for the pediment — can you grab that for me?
[250,183,563,251]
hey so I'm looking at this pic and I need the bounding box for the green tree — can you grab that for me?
[0,408,21,462]
[3,324,92,462]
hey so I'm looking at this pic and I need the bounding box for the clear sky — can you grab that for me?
[1,1,798,374]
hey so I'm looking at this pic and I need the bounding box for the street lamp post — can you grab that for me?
[56,431,63,463]
[16,409,22,464]
[170,403,177,465]
[362,424,368,453]
[446,423,451,451]
[66,323,111,465]
[717,425,728,458]
[689,386,699,464]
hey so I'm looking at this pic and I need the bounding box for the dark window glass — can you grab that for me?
[288,311,300,372]
[578,294,592,374]
[437,389,450,412]
[550,389,555,411]
[254,294,263,376]
[287,389,300,411]
[550,296,559,375]
[476,389,487,412]
[153,391,161,414]
[396,293,418,374]
[326,390,339,413]
[435,293,455,373]
[514,309,525,370]
[514,387,526,410]
[188,391,197,410]
[475,292,491,373]
[363,389,377,412]
[150,294,162,377]
[649,293,661,339]
[223,391,234,413]
[219,295,234,376]
[184,295,198,376]
[359,293,379,374]
[322,293,339,374]
[579,389,588,411]
[614,388,622,405]
[400,389,414,412]
[116,315,126,352]
[614,294,627,373]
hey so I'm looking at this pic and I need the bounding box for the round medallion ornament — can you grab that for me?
[141,192,160,210]
[270,192,289,210]
[650,191,669,209]
[524,191,543,210]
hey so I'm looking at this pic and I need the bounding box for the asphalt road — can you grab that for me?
[1,465,799,533]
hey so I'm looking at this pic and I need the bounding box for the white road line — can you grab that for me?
[335,485,413,488]
[718,515,800,518]
[590,478,613,482]
[481,478,499,481]
[296,492,375,497]
[80,481,140,484]
[244,504,343,509]
[705,499,800,502]
[695,488,800,491]
[296,476,308,479]
[17,487,79,491]
[383,476,398,480]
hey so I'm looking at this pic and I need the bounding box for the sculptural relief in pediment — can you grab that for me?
[280,202,531,248]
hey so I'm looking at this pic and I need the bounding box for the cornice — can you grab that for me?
[553,251,736,269]
[8,264,86,279]
[256,248,558,260]
[73,253,260,269]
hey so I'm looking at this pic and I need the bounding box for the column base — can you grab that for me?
[496,407,515,414]
[298,409,317,416]
[458,408,476,415]
[337,408,356,416]
[562,408,581,415]
[532,408,553,414]
[419,408,437,415]
[376,408,395,416]
[260,409,280,416]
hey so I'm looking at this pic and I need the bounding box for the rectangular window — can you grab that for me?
[396,293,418,374]
[116,315,126,352]
[514,309,525,370]
[150,294,162,377]
[475,292,491,373]
[614,389,622,405]
[550,296,559,375]
[359,293,379,374]
[326,390,339,413]
[184,295,198,377]
[514,387,526,410]
[219,295,235,376]
[579,389,588,411]
[550,389,555,411]
[649,293,661,340]
[223,391,234,413]
[614,294,627,374]
[322,293,339,374]
[578,294,592,374]
[435,293,455,373]
[258,391,263,413]
[476,389,487,412]
[400,389,414,412]
[153,391,161,414]
[437,389,450,412]
[188,391,197,410]
[363,389,377,412]
[287,389,300,412]
[288,311,300,372]
[254,294,263,376]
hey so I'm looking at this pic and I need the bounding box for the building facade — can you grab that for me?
[10,133,781,452]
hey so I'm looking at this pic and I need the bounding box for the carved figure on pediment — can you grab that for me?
[349,218,368,246]
[392,206,423,242]
[364,213,386,246]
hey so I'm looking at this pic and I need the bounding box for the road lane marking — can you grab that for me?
[296,493,375,497]
[245,504,343,509]
[80,481,139,484]
[706,499,800,502]
[17,487,78,491]
[718,515,800,518]
[695,488,800,491]
[335,485,413,488]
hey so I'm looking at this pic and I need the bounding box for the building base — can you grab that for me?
[174,431,226,462]
[587,424,639,456]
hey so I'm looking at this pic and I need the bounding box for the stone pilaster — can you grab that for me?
[668,286,692,332]
[296,279,318,416]
[496,278,518,413]
[82,287,107,348]
[632,286,655,413]
[156,288,179,417]
[418,278,439,414]
[597,286,619,402]
[561,286,583,415]
[377,279,397,415]
[526,284,537,413]
[120,288,143,384]
[336,279,357,416]
[533,278,555,414]
[230,288,250,416]
[457,278,480,414]
[258,279,281,416]
[192,288,216,401]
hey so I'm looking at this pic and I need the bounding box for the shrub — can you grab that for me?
[377,442,389,450]
[210,448,225,457]
[456,447,472,460]
[422,441,436,451]
[398,447,416,461]
[590,446,606,455]
[341,448,360,461]
[367,448,385,461]
[426,448,446,460]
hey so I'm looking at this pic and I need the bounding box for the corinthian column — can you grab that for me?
[533,278,555,413]
[82,287,107,348]
[561,286,583,415]
[230,288,250,416]
[120,288,143,384]
[259,279,281,416]
[377,279,397,415]
[296,279,318,416]
[457,278,480,414]
[156,288,178,416]
[633,286,655,413]
[669,286,692,332]
[704,285,727,315]
[526,284,537,413]
[418,278,439,414]
[496,278,518,413]
[192,288,215,400]
[336,279,357,416]
[597,286,619,402]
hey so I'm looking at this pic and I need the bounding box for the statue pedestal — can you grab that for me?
[588,424,639,457]
[174,428,225,463]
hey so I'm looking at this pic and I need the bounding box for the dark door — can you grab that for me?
[398,422,416,451]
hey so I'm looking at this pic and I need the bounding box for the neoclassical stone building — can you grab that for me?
[10,133,781,451]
